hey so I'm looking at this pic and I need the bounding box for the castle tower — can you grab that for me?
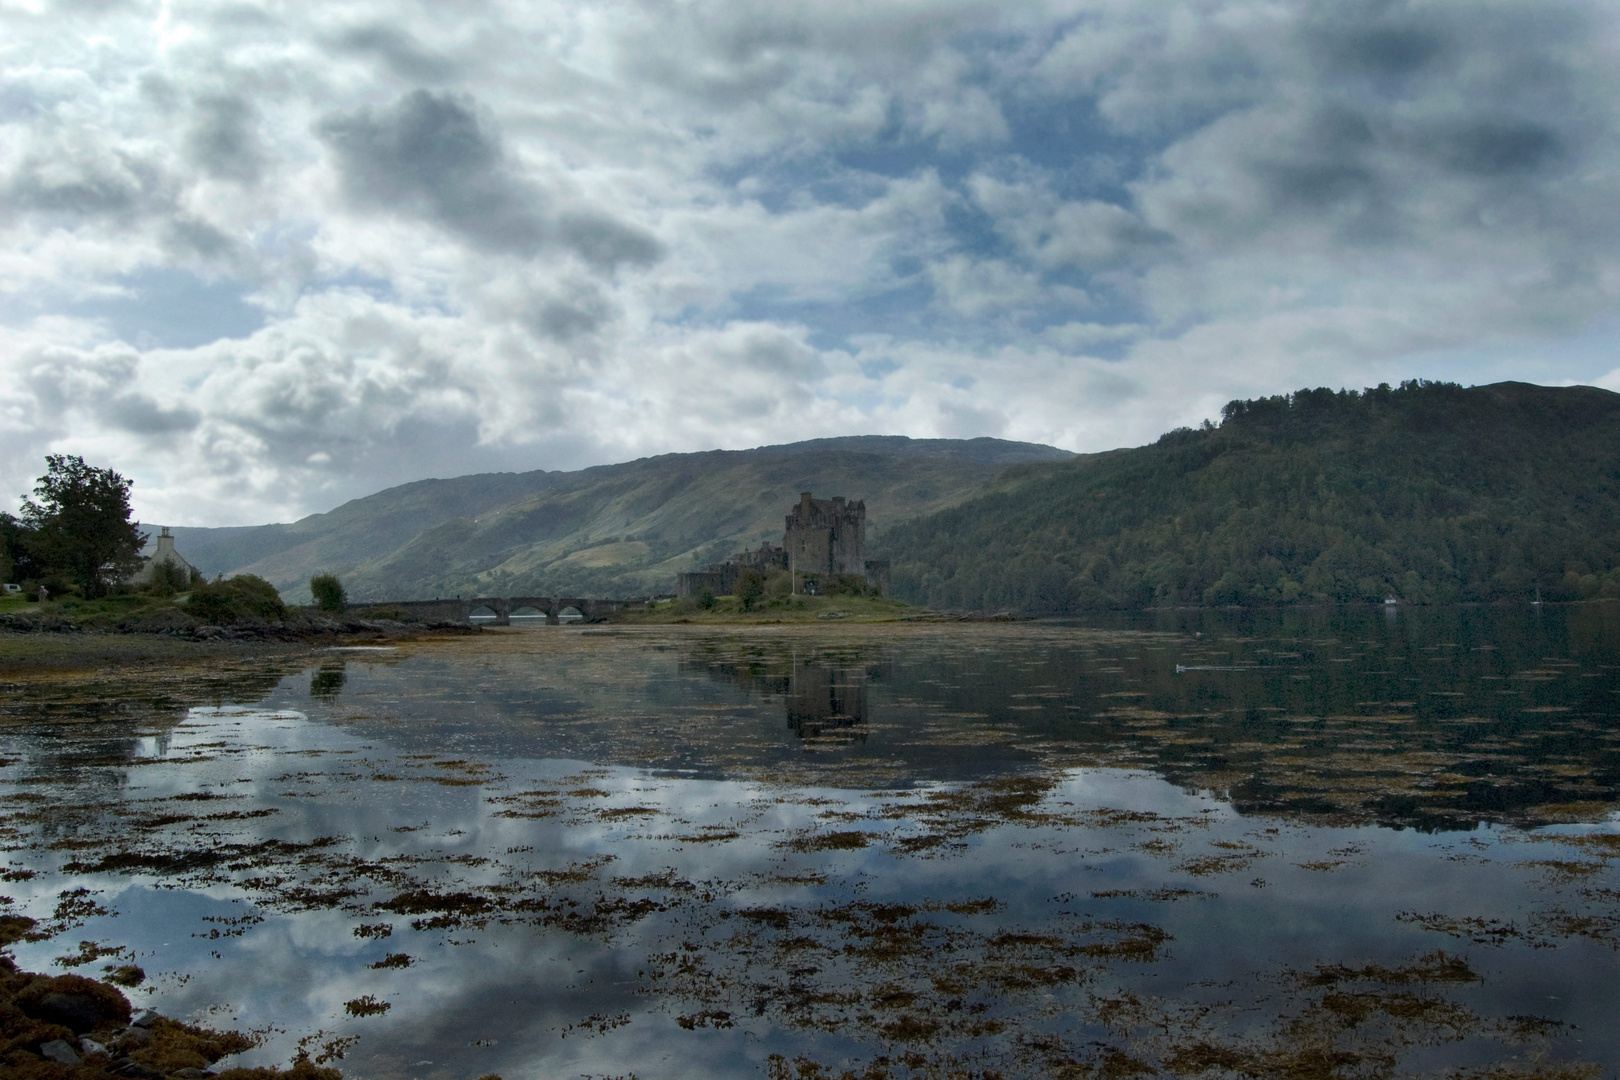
[783,492,866,576]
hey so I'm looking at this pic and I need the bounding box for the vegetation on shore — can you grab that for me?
[0,455,468,640]
[1,456,151,598]
[614,593,926,624]
[612,571,928,623]
[882,380,1620,613]
[0,588,474,650]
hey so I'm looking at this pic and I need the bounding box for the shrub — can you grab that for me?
[736,569,765,611]
[183,574,286,624]
[145,560,191,597]
[310,572,346,613]
[797,573,876,598]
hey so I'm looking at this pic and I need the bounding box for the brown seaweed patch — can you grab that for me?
[0,915,38,946]
[1551,832,1620,857]
[368,953,414,970]
[531,856,616,885]
[1303,950,1482,987]
[1296,859,1349,871]
[1177,848,1268,876]
[1531,909,1620,948]
[197,913,265,939]
[1075,922,1171,962]
[875,1013,940,1042]
[665,830,742,843]
[102,963,144,986]
[783,831,877,853]
[52,940,126,968]
[64,837,340,876]
[596,806,662,820]
[888,834,948,853]
[343,995,390,1017]
[560,1012,630,1038]
[1519,859,1606,883]
[936,898,1001,916]
[1090,888,1213,902]
[128,1015,256,1073]
[612,871,694,891]
[375,889,501,931]
[1397,912,1529,947]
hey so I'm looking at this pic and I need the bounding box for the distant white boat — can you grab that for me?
[1384,596,1398,606]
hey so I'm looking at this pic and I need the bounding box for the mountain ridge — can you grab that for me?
[163,436,1075,602]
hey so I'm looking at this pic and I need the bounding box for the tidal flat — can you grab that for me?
[1,606,1618,1079]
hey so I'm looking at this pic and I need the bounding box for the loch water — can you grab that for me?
[2,605,1619,1079]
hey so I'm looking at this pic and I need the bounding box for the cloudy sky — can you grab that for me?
[4,0,1619,525]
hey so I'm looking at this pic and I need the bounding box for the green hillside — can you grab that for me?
[169,436,1072,602]
[880,381,1620,612]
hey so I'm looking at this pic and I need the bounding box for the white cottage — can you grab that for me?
[129,526,199,587]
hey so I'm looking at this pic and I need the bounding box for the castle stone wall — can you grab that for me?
[675,491,886,597]
[785,492,866,576]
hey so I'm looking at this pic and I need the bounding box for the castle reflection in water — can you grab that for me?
[679,646,887,745]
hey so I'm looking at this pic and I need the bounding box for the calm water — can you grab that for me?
[2,605,1618,1078]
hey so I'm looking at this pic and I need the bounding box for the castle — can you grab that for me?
[676,492,890,598]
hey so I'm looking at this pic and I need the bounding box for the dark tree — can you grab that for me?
[19,455,144,596]
[310,572,347,613]
[736,568,764,611]
[0,512,38,585]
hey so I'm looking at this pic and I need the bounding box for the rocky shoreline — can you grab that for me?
[1,918,341,1080]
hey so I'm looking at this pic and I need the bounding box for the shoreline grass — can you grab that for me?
[608,592,936,624]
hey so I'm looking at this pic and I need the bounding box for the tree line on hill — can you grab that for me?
[879,380,1620,613]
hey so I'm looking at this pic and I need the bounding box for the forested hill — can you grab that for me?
[167,436,1072,603]
[880,381,1620,613]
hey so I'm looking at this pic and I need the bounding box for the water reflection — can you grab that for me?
[246,605,1620,829]
[0,606,1617,1079]
[309,663,346,700]
[681,646,884,745]
[784,663,869,743]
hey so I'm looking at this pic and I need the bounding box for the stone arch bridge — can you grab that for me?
[375,596,652,626]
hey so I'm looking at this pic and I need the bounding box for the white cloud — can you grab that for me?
[1,0,1618,525]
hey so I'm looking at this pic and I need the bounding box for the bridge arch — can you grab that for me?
[360,595,654,626]
[468,597,511,625]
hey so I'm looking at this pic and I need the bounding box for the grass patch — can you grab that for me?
[610,593,934,625]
